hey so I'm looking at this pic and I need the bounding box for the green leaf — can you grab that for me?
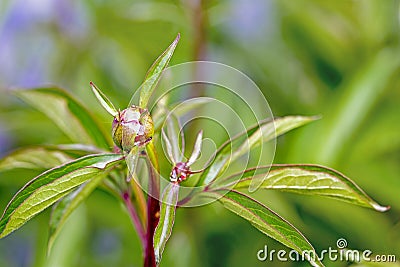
[220,164,389,212]
[90,82,119,117]
[198,116,319,185]
[0,145,106,172]
[154,183,179,265]
[164,113,183,163]
[51,144,108,156]
[153,97,213,130]
[145,140,161,196]
[48,171,108,253]
[125,146,139,181]
[215,190,324,267]
[161,129,175,164]
[14,88,110,149]
[0,153,123,238]
[273,115,321,139]
[139,34,180,108]
[0,147,72,172]
[187,130,203,166]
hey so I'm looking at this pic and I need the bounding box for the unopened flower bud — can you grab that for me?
[112,106,154,152]
[170,162,190,183]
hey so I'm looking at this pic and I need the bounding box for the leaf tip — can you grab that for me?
[373,203,390,212]
[89,81,97,93]
[89,81,118,117]
[175,33,181,42]
[89,81,97,92]
[311,114,323,121]
[168,33,180,52]
[89,81,100,95]
[247,180,260,193]
[47,239,55,257]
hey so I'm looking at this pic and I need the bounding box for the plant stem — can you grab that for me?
[144,195,160,267]
[144,154,160,267]
[122,191,147,251]
[130,178,148,228]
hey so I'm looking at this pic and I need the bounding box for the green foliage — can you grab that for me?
[154,183,179,264]
[0,145,105,172]
[0,154,122,238]
[198,116,319,185]
[0,36,390,267]
[14,88,110,149]
[216,190,324,267]
[139,34,180,108]
[0,147,71,171]
[48,170,112,254]
[0,3,397,265]
[90,82,119,117]
[217,165,389,211]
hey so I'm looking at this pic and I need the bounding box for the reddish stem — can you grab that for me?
[143,156,160,267]
[143,195,160,267]
[122,192,147,250]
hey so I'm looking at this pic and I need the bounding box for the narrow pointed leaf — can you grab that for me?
[161,113,184,163]
[153,97,213,130]
[90,82,119,117]
[48,171,109,253]
[187,130,203,166]
[14,88,110,149]
[51,144,107,156]
[215,190,324,267]
[173,98,214,117]
[219,164,389,212]
[0,145,106,172]
[125,146,139,182]
[0,147,72,172]
[146,140,160,173]
[154,183,179,265]
[272,115,321,141]
[198,116,319,185]
[139,34,180,108]
[0,153,123,238]
[145,141,161,197]
[162,129,175,164]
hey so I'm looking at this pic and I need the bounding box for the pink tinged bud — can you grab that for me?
[167,130,204,183]
[112,105,154,153]
[170,162,190,183]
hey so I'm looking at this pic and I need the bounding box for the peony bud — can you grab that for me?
[170,162,190,183]
[112,106,154,152]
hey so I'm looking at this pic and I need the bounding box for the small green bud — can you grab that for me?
[112,106,154,152]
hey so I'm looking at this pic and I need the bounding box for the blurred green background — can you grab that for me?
[0,0,399,266]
